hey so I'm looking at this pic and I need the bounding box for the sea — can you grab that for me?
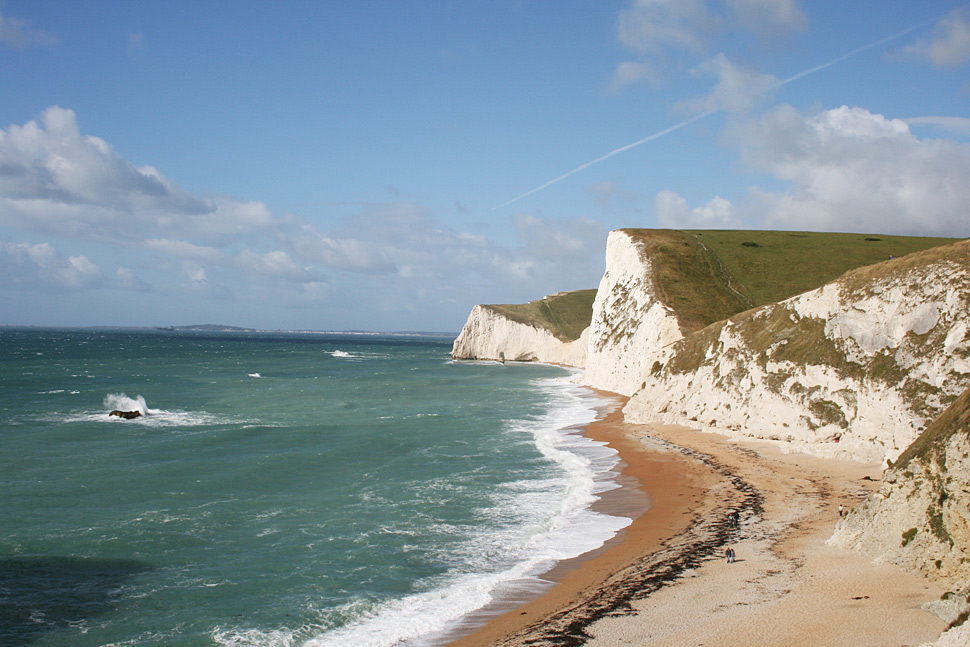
[0,327,632,647]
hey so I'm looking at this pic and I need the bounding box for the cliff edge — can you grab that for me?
[625,239,970,463]
[830,388,970,642]
[451,291,594,365]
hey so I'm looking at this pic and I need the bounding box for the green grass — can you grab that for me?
[895,387,970,472]
[683,230,960,308]
[481,229,963,341]
[622,229,753,331]
[624,229,962,334]
[485,289,598,342]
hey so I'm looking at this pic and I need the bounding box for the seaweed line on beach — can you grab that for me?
[504,437,765,647]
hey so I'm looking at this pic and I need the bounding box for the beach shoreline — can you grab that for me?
[446,401,949,647]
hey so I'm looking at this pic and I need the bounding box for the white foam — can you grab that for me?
[49,392,238,429]
[303,373,631,647]
[212,627,298,647]
[103,393,150,415]
[249,373,263,378]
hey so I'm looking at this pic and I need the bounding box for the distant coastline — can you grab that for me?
[1,324,459,338]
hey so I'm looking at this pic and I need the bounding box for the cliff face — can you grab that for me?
[582,231,686,396]
[452,231,970,463]
[451,304,587,366]
[829,387,970,624]
[624,240,970,464]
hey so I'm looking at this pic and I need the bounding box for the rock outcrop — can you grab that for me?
[829,387,970,587]
[830,388,970,639]
[452,230,970,464]
[581,231,686,395]
[624,241,970,464]
[451,304,587,366]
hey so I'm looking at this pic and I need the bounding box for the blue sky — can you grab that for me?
[1,1,969,332]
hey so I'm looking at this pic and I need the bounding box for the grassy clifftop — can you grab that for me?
[481,230,962,341]
[624,229,962,333]
[484,290,598,342]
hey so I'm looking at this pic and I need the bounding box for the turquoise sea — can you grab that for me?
[0,328,629,647]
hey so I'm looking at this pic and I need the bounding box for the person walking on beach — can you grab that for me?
[838,504,844,518]
[725,547,735,563]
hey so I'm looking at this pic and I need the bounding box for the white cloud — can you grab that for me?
[513,213,607,260]
[617,0,717,56]
[678,53,778,114]
[905,8,970,67]
[905,116,970,135]
[145,238,224,264]
[611,0,717,90]
[287,223,397,274]
[727,0,807,35]
[0,241,102,289]
[115,267,151,291]
[732,105,970,236]
[0,106,278,245]
[656,190,741,228]
[610,0,806,89]
[608,60,659,92]
[0,10,57,49]
[236,249,317,282]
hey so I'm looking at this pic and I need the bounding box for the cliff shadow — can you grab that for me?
[0,556,151,646]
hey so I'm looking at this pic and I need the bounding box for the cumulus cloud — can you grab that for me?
[904,8,970,67]
[610,0,806,89]
[145,238,224,264]
[0,241,102,290]
[0,106,613,328]
[115,267,151,292]
[726,0,807,36]
[0,106,277,244]
[678,53,779,114]
[617,0,717,56]
[235,250,318,282]
[905,116,970,135]
[608,60,659,92]
[731,105,970,235]
[656,190,741,228]
[288,223,397,274]
[0,10,57,49]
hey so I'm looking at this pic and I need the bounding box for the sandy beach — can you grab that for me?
[447,404,948,647]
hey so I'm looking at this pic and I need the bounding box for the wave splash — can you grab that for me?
[104,392,150,415]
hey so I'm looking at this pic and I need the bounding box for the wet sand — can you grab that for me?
[447,409,947,647]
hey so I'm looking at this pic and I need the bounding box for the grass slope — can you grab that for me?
[485,290,597,342]
[895,387,970,471]
[626,229,963,333]
[482,230,962,341]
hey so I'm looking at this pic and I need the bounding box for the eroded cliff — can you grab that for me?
[451,301,588,366]
[624,240,970,463]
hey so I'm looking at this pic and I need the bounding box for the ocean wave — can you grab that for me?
[302,377,632,647]
[45,392,239,428]
[329,350,390,361]
[212,627,300,647]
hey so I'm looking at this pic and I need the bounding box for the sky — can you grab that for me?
[1,1,969,332]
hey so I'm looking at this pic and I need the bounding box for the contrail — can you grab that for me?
[489,109,716,213]
[489,13,946,213]
[779,14,942,86]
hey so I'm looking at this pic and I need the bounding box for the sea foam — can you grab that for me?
[302,375,631,647]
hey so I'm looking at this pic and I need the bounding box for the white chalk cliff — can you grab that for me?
[624,241,970,464]
[829,388,970,641]
[453,228,970,642]
[454,230,970,464]
[581,231,686,396]
[451,304,587,366]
